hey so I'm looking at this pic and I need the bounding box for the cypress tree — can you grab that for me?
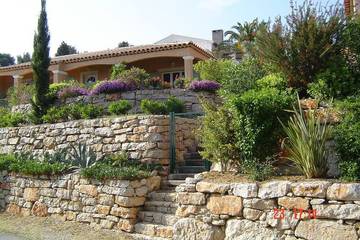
[31,0,50,118]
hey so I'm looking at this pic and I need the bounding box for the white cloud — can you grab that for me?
[197,0,240,11]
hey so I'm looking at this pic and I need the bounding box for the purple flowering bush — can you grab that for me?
[58,87,89,99]
[188,80,221,92]
[91,80,136,95]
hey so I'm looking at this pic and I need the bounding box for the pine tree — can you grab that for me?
[31,0,51,118]
[55,41,78,56]
[17,52,31,64]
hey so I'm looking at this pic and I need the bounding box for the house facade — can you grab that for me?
[345,0,360,15]
[0,42,213,96]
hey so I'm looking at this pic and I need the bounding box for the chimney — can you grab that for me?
[212,29,224,45]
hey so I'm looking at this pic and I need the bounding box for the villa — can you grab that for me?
[0,35,218,96]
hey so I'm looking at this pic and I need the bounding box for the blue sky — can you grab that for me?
[0,0,339,59]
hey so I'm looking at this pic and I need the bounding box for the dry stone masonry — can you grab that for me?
[0,115,198,172]
[12,89,220,114]
[174,175,360,240]
[2,172,161,233]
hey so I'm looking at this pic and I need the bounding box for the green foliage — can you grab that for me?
[47,81,75,101]
[256,73,287,89]
[0,53,15,66]
[42,103,104,123]
[80,163,151,181]
[140,99,167,115]
[0,152,69,176]
[140,97,185,115]
[31,0,51,118]
[0,154,16,171]
[232,87,294,160]
[118,41,130,48]
[256,1,345,92]
[0,108,28,127]
[17,52,31,64]
[281,98,332,178]
[242,160,274,181]
[165,96,185,113]
[108,100,132,115]
[307,79,332,101]
[68,143,97,169]
[7,84,35,106]
[220,57,267,96]
[339,161,360,182]
[110,63,127,80]
[197,102,241,172]
[194,59,234,82]
[118,67,150,88]
[334,97,360,180]
[55,41,78,56]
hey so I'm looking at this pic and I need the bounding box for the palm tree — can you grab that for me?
[225,19,267,56]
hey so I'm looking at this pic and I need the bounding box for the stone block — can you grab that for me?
[177,192,206,205]
[258,181,291,199]
[327,183,360,201]
[207,195,242,216]
[291,181,331,198]
[295,219,358,240]
[231,183,258,198]
[278,197,310,210]
[31,201,48,217]
[196,181,230,194]
[24,188,39,202]
[110,206,138,219]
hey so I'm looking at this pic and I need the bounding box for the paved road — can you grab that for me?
[0,233,25,240]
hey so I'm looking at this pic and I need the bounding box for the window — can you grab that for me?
[81,71,98,85]
[162,71,185,87]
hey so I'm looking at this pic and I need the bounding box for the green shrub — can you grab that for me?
[281,98,332,178]
[198,102,241,172]
[108,100,132,115]
[140,99,168,115]
[110,63,127,80]
[256,73,287,89]
[232,87,294,160]
[0,152,70,175]
[7,84,35,106]
[339,161,360,182]
[47,81,76,101]
[78,104,104,119]
[256,1,345,92]
[140,97,185,115]
[194,59,234,83]
[0,108,28,127]
[118,67,150,88]
[9,160,69,175]
[42,106,68,123]
[80,163,151,181]
[0,154,16,171]
[165,96,185,113]
[307,78,332,101]
[334,97,360,180]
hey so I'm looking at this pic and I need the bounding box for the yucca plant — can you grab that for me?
[281,97,332,178]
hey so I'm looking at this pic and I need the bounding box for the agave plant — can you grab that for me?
[67,143,98,170]
[281,97,332,178]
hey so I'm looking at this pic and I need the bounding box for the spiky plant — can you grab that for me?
[68,143,97,169]
[281,97,332,178]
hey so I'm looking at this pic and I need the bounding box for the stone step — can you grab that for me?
[147,191,177,202]
[161,179,185,188]
[138,211,179,226]
[176,166,206,173]
[183,152,202,159]
[168,173,194,180]
[134,222,173,239]
[144,201,178,214]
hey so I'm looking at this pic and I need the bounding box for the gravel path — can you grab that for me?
[0,213,134,240]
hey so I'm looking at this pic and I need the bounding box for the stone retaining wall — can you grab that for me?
[0,170,7,211]
[174,175,360,240]
[0,115,198,172]
[1,172,161,232]
[12,89,220,114]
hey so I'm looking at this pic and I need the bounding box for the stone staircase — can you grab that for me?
[134,190,179,239]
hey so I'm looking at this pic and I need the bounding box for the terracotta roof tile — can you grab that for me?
[0,42,213,73]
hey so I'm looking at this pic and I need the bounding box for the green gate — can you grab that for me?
[169,112,211,174]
